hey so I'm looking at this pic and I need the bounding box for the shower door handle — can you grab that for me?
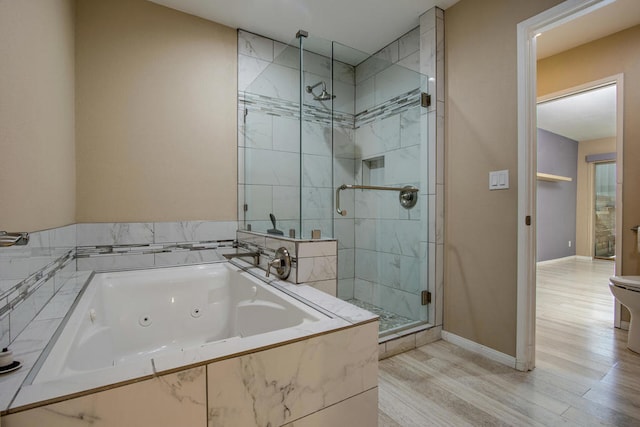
[335,184,419,216]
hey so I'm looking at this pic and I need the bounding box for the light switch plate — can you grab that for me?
[489,170,509,190]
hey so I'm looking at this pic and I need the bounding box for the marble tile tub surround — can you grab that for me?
[0,271,91,413]
[0,224,77,350]
[1,221,238,352]
[76,221,238,272]
[237,230,338,295]
[4,322,378,427]
[3,261,377,423]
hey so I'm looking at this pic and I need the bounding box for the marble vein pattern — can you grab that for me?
[1,227,76,347]
[0,272,90,413]
[4,367,207,427]
[284,388,378,427]
[154,221,237,243]
[297,256,337,283]
[207,322,378,427]
[77,223,153,246]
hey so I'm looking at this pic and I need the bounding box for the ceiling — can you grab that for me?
[149,0,459,55]
[536,0,640,59]
[537,84,616,142]
[147,0,639,142]
[535,0,640,142]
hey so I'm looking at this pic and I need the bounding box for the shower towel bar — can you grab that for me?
[0,231,30,247]
[335,184,419,216]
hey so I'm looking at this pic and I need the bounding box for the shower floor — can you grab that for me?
[346,299,415,333]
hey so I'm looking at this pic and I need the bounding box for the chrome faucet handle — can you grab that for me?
[265,247,291,280]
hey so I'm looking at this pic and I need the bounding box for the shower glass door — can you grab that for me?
[239,35,301,236]
[329,40,430,336]
[594,161,616,259]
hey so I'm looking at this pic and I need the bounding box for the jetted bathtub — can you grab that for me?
[33,262,331,385]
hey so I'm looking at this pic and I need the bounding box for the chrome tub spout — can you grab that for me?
[223,251,260,265]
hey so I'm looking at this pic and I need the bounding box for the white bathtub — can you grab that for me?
[33,262,331,385]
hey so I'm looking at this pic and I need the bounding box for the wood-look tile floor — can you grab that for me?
[378,257,640,426]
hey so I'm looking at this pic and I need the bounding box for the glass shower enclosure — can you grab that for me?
[238,30,430,336]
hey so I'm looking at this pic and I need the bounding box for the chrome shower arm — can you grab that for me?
[305,81,324,93]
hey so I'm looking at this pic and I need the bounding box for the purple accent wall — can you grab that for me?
[537,128,578,262]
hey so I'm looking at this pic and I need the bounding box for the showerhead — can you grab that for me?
[305,81,336,101]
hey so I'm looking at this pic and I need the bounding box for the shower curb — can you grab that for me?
[378,325,442,360]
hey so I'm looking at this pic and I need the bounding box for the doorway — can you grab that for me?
[516,0,628,371]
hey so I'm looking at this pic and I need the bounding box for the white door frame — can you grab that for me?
[516,0,621,371]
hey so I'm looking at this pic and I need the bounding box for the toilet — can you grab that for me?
[609,276,640,353]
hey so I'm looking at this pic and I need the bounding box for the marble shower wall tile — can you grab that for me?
[338,278,355,300]
[274,41,299,69]
[244,148,300,186]
[338,249,355,280]
[206,322,378,427]
[272,185,301,222]
[238,30,274,61]
[76,223,154,246]
[399,28,420,61]
[302,154,332,188]
[334,218,355,250]
[302,121,332,156]
[242,110,273,149]
[154,221,237,243]
[355,114,401,158]
[243,184,274,221]
[374,64,421,106]
[273,115,300,153]
[76,254,155,273]
[301,188,333,220]
[4,366,207,427]
[248,61,300,103]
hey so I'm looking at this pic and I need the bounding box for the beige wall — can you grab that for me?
[444,0,563,357]
[76,0,237,222]
[0,0,76,232]
[538,25,640,278]
[575,137,617,257]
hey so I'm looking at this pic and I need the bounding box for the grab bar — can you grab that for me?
[335,184,419,216]
[0,231,29,247]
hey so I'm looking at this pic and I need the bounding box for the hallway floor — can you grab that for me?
[378,257,640,426]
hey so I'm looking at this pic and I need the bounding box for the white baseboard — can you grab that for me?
[536,255,590,266]
[441,331,517,369]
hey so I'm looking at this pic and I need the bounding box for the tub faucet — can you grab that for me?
[266,247,291,280]
[223,251,260,265]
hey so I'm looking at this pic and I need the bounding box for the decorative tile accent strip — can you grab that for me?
[240,92,355,128]
[355,88,421,127]
[0,250,74,318]
[76,240,236,259]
